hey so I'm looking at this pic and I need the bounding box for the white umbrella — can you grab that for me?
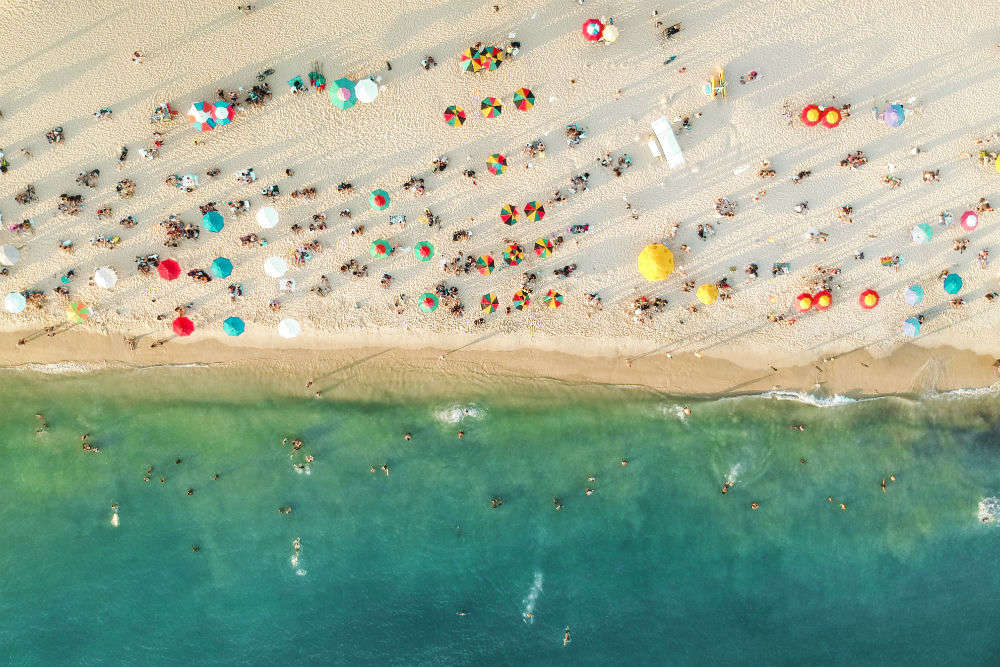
[0,244,20,266]
[356,77,378,103]
[94,266,118,289]
[600,24,620,42]
[257,206,279,229]
[264,256,288,278]
[4,292,26,314]
[278,318,302,339]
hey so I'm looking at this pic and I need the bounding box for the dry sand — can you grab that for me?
[1,0,1000,393]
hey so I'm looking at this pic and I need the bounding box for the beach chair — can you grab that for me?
[703,67,726,100]
[650,116,686,169]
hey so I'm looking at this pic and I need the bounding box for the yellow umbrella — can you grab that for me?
[696,283,719,305]
[637,244,674,281]
[995,154,1000,174]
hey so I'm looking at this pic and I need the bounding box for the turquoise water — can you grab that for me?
[2,370,1000,666]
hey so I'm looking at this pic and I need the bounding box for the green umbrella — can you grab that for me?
[330,78,357,110]
[414,241,435,261]
[369,189,390,210]
[419,293,439,312]
[223,316,245,336]
[369,239,392,257]
[202,210,224,232]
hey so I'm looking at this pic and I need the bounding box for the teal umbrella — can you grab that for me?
[330,78,357,110]
[203,210,224,232]
[223,316,245,336]
[211,257,233,278]
[902,317,920,338]
[943,273,963,294]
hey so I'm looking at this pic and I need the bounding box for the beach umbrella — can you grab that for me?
[486,153,507,175]
[369,189,390,210]
[419,293,438,313]
[859,289,879,309]
[474,52,494,71]
[481,97,502,118]
[256,206,279,229]
[481,293,499,313]
[444,105,466,126]
[534,238,553,259]
[882,104,905,128]
[813,290,833,310]
[0,244,19,266]
[796,292,814,312]
[355,77,378,103]
[902,317,921,338]
[476,255,495,275]
[186,101,216,131]
[94,266,118,289]
[264,256,288,278]
[911,222,933,244]
[503,243,524,266]
[222,316,245,336]
[414,241,434,261]
[582,18,604,41]
[66,301,90,323]
[210,257,233,278]
[212,100,235,126]
[996,155,1000,174]
[545,290,563,309]
[486,46,504,70]
[172,316,194,337]
[601,24,620,42]
[800,104,821,126]
[904,285,924,306]
[512,289,531,310]
[960,210,979,231]
[500,203,519,225]
[523,201,545,221]
[513,87,535,111]
[4,292,25,314]
[203,210,224,232]
[943,273,963,294]
[459,48,480,72]
[637,243,674,281]
[697,283,719,305]
[277,318,302,339]
[821,107,842,128]
[158,258,181,280]
[330,78,357,110]
[369,239,392,257]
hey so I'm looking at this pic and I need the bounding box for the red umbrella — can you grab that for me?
[820,107,842,128]
[172,316,194,337]
[582,18,604,41]
[800,104,821,126]
[158,258,181,280]
[859,289,879,309]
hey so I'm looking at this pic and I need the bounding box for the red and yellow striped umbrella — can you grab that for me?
[500,203,519,225]
[859,289,879,309]
[800,104,821,126]
[534,238,553,259]
[795,292,813,312]
[523,201,545,221]
[821,107,842,128]
[481,97,502,118]
[813,290,832,310]
[481,293,499,314]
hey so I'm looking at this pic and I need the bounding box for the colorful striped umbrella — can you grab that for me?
[476,254,495,275]
[796,292,813,312]
[545,290,563,309]
[186,101,216,131]
[513,87,535,111]
[172,316,194,337]
[211,257,233,278]
[444,105,466,126]
[503,243,524,266]
[212,100,235,125]
[486,153,507,175]
[512,290,531,310]
[481,293,499,314]
[414,241,435,261]
[481,97,502,118]
[475,53,494,71]
[369,239,392,257]
[534,238,553,258]
[813,290,833,310]
[203,210,224,232]
[330,78,357,110]
[369,189,390,210]
[904,285,924,306]
[820,107,842,128]
[943,273,963,294]
[158,258,181,280]
[487,46,504,69]
[902,317,921,338]
[419,293,439,312]
[524,201,545,221]
[223,316,245,336]
[500,204,519,225]
[859,289,879,309]
[66,301,90,323]
[582,18,604,41]
[459,48,480,72]
[800,104,821,126]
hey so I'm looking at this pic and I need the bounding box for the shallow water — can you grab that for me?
[2,369,1000,666]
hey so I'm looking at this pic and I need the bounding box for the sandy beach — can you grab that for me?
[2,0,1000,392]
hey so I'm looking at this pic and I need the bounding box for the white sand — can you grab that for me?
[1,0,999,370]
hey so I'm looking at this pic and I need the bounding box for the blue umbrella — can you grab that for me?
[943,273,963,295]
[222,316,245,336]
[902,317,921,338]
[211,257,233,278]
[203,210,224,232]
[904,285,924,306]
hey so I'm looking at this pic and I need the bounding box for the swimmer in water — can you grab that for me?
[160,477,166,484]
[212,473,219,480]
[457,610,467,616]
[457,430,464,439]
[791,424,805,431]
[381,464,390,477]
[840,503,847,511]
[404,432,412,441]
[175,458,182,464]
[192,545,200,552]
[553,497,563,510]
[587,475,596,482]
[889,473,896,482]
[682,406,691,416]
[881,478,887,493]
[585,488,594,496]
[721,482,730,494]
[827,496,833,502]
[751,502,759,510]
[370,465,376,473]
[563,627,571,646]
[620,458,628,466]
[293,537,301,551]
[800,458,806,464]
[186,488,194,496]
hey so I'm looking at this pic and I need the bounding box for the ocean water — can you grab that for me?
[3,369,1000,667]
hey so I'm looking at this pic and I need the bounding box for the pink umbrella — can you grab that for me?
[582,19,604,41]
[961,210,979,231]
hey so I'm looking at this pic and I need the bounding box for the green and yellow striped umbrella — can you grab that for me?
[476,254,495,275]
[66,301,90,323]
[414,241,435,261]
[534,238,553,259]
[419,293,439,312]
[500,203,519,225]
[444,105,466,126]
[524,201,545,221]
[486,153,507,175]
[481,97,502,118]
[481,293,499,314]
[513,87,535,110]
[545,290,563,309]
[369,239,392,257]
[503,243,524,266]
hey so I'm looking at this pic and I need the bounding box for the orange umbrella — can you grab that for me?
[859,289,879,309]
[813,290,832,310]
[795,292,813,312]
[800,104,821,126]
[820,107,842,128]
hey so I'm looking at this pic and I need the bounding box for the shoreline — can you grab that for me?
[4,329,997,400]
